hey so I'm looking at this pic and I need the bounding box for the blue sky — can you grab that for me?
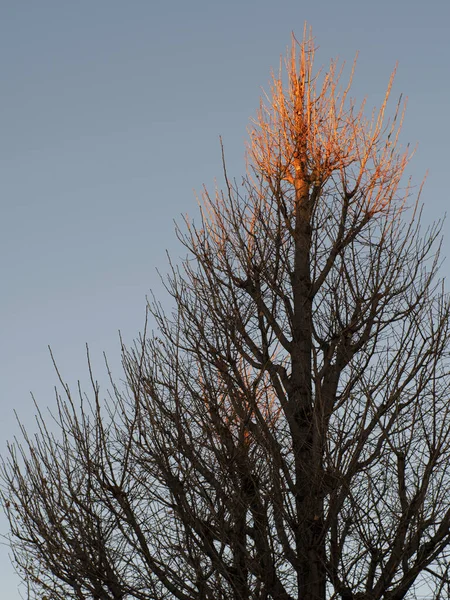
[1,1,449,597]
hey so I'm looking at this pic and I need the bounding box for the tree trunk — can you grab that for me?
[291,182,326,600]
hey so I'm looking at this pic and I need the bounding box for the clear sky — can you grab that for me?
[1,1,449,597]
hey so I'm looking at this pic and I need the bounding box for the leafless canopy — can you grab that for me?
[2,27,450,600]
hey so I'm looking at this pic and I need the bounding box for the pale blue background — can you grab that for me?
[1,1,449,598]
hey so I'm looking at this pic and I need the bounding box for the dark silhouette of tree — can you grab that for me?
[2,27,450,600]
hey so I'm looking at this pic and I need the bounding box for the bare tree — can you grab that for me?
[2,27,450,600]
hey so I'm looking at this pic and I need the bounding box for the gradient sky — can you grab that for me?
[1,1,449,598]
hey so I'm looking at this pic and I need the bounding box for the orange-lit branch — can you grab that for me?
[248,26,411,216]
